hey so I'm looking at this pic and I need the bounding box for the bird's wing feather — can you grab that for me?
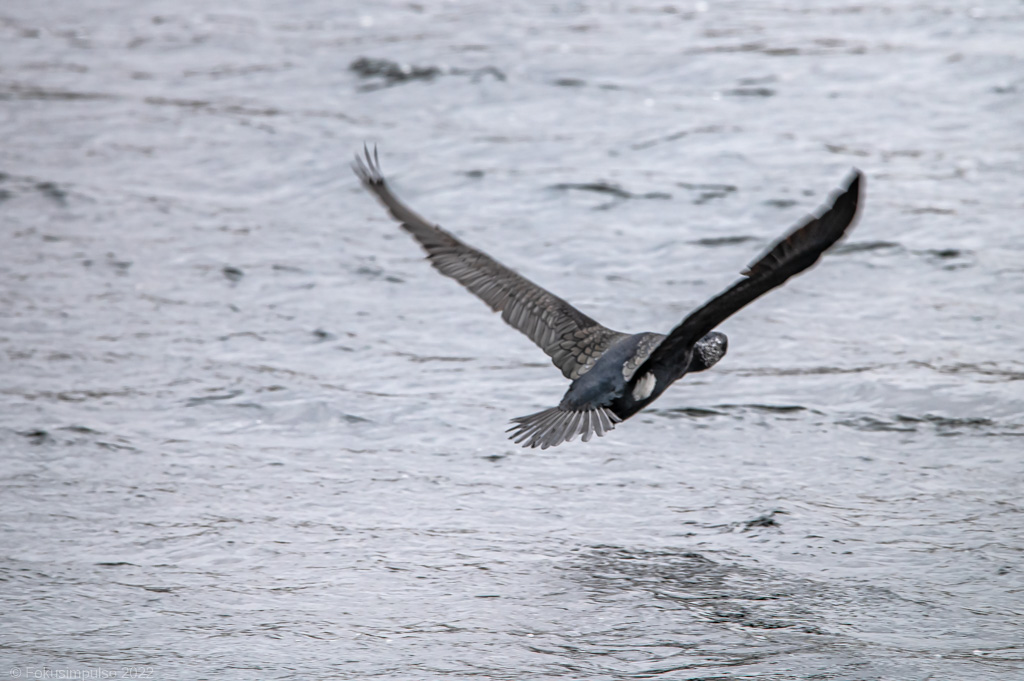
[633,170,862,383]
[353,147,628,380]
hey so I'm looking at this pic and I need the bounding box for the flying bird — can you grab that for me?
[353,147,862,448]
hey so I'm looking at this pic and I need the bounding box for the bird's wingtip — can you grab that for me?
[837,168,863,208]
[353,143,384,184]
[739,169,863,278]
[845,167,862,194]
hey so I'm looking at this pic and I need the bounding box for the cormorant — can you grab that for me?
[353,148,862,448]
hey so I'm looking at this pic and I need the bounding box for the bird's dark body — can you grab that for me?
[608,334,724,421]
[561,331,725,419]
[353,147,863,448]
[559,332,660,412]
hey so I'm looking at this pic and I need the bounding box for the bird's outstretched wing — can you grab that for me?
[353,146,628,380]
[632,170,863,385]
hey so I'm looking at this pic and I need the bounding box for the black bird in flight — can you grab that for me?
[354,147,862,449]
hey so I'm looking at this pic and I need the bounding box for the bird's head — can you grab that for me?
[691,332,728,372]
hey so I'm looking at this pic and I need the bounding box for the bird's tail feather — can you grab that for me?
[507,406,620,449]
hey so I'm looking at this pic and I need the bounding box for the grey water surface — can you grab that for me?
[2,1,1023,679]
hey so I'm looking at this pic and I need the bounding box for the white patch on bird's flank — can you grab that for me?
[632,372,656,401]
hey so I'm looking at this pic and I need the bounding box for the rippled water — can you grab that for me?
[2,1,1023,679]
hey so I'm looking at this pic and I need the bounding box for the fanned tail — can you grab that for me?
[507,406,621,450]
